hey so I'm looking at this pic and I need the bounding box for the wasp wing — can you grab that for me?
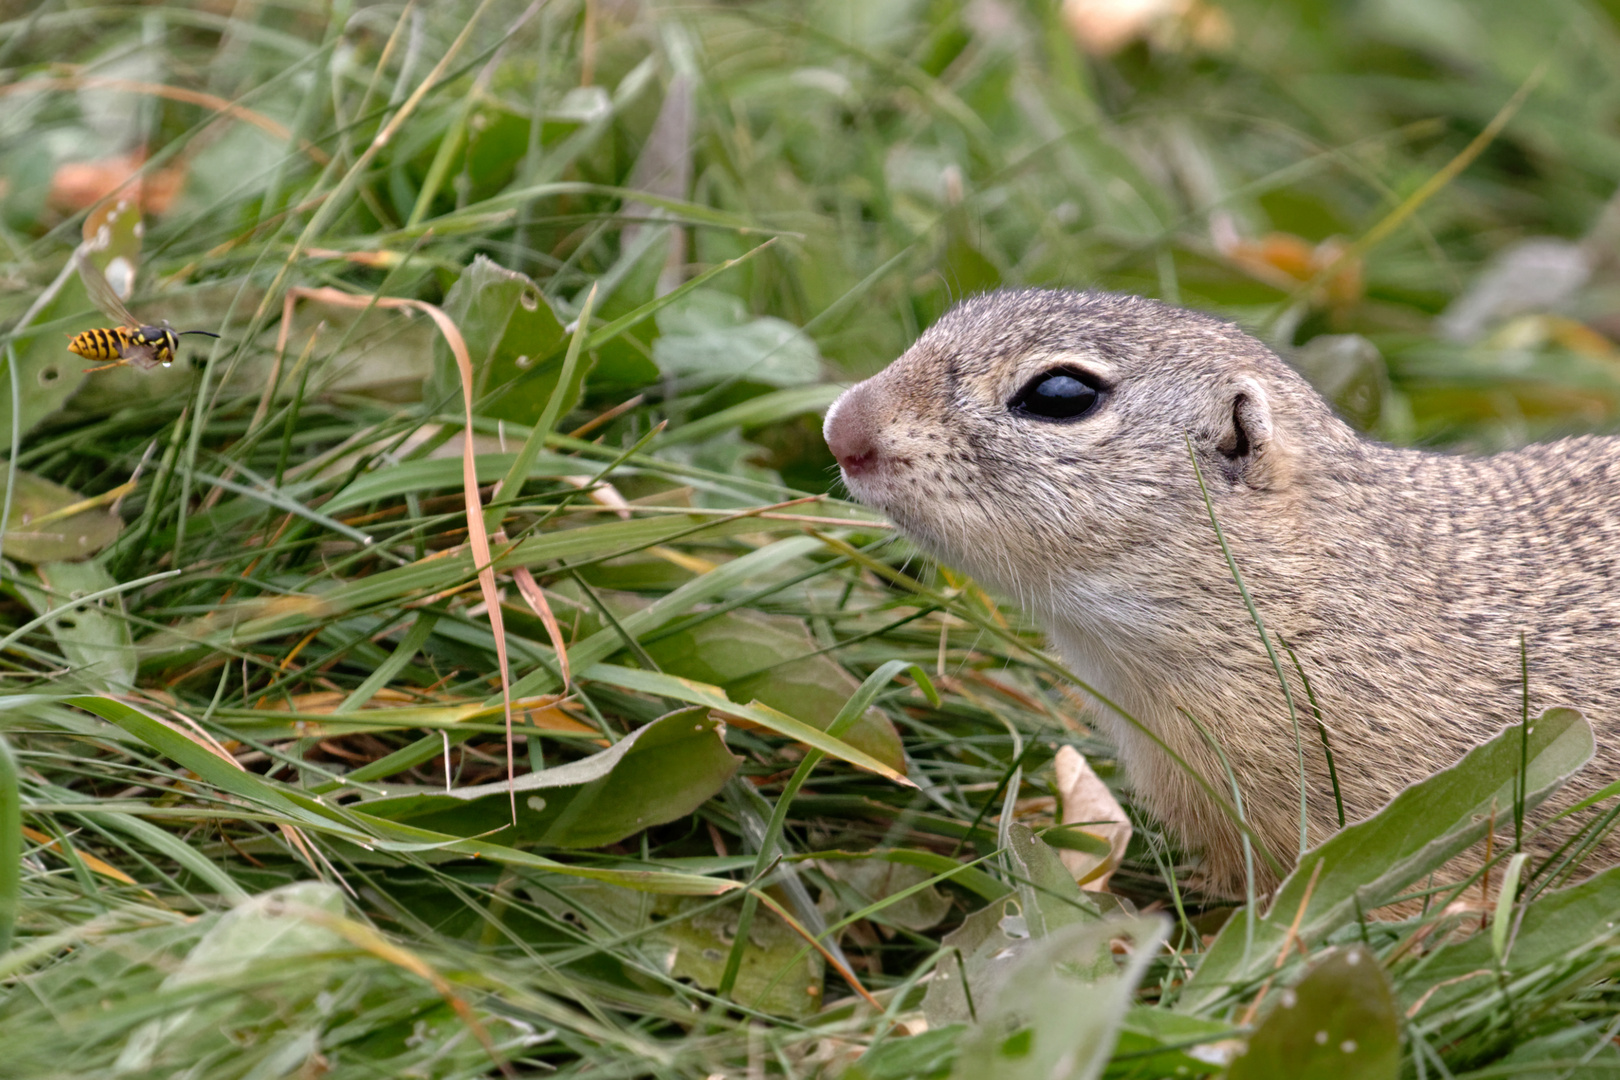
[117,340,163,371]
[73,249,138,327]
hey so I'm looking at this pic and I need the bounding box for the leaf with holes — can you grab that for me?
[15,560,134,692]
[524,879,824,1017]
[0,195,150,438]
[1228,947,1399,1080]
[0,324,84,440]
[356,706,740,848]
[0,469,121,564]
[429,255,573,423]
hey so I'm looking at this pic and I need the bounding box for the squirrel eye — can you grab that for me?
[1009,368,1102,421]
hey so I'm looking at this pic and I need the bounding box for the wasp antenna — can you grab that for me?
[178,330,221,338]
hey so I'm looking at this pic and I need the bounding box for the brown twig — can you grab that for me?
[567,393,645,439]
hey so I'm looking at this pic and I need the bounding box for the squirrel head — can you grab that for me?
[824,288,1355,607]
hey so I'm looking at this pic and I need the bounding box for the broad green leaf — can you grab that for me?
[814,848,1006,903]
[947,915,1170,1080]
[655,895,824,1018]
[69,695,741,895]
[642,607,904,771]
[924,902,1023,1026]
[0,317,86,442]
[356,706,740,848]
[1399,862,1620,1020]
[0,468,120,563]
[848,1026,965,1080]
[652,289,821,389]
[429,255,574,423]
[580,662,912,785]
[164,883,345,983]
[464,105,532,201]
[579,238,782,392]
[1008,822,1100,939]
[1290,333,1389,432]
[937,202,1002,315]
[525,880,824,1017]
[1228,947,1399,1080]
[484,283,600,538]
[1182,709,1594,1013]
[15,560,134,693]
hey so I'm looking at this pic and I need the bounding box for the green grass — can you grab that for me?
[1,0,1619,1076]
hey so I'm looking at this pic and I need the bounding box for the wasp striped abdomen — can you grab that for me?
[69,326,137,363]
[67,324,180,371]
[67,251,219,373]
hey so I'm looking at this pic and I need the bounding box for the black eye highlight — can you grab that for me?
[1009,367,1104,421]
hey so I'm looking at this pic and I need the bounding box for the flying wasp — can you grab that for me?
[66,251,218,373]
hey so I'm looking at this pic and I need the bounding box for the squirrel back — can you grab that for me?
[825,287,1620,896]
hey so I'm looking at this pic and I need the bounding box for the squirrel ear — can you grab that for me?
[1216,378,1290,488]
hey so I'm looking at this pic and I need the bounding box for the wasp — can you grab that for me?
[66,251,218,372]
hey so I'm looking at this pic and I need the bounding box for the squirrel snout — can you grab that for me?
[824,383,886,477]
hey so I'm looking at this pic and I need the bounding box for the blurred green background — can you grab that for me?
[0,1,1617,1076]
[6,0,1620,471]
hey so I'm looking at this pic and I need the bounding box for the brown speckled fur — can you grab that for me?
[825,287,1620,898]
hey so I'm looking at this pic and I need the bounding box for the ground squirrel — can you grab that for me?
[824,287,1620,898]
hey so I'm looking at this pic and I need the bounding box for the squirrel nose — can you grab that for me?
[824,383,883,477]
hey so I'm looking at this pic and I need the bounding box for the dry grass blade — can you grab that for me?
[1238,857,1325,1027]
[282,285,517,818]
[512,565,570,687]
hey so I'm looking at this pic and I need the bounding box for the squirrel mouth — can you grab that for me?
[837,462,901,507]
